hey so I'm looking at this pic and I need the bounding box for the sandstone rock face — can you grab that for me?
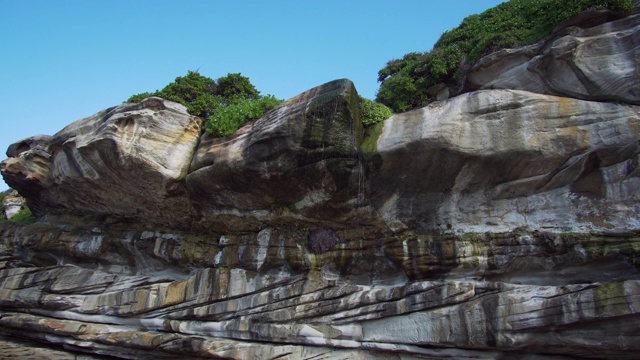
[2,221,640,359]
[1,8,640,360]
[1,97,202,228]
[465,11,640,105]
[368,89,640,233]
[187,79,372,231]
[0,335,105,359]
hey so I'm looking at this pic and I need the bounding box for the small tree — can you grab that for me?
[157,71,218,105]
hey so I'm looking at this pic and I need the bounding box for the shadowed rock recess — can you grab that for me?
[1,9,640,360]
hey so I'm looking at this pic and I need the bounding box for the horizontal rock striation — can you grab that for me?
[369,89,640,233]
[1,7,640,360]
[2,221,640,359]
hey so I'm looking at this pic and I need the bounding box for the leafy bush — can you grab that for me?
[126,71,282,137]
[127,71,221,118]
[9,207,35,224]
[360,97,393,126]
[376,0,634,112]
[216,73,260,100]
[127,92,156,103]
[205,95,282,137]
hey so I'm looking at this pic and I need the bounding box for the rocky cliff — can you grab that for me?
[1,6,640,360]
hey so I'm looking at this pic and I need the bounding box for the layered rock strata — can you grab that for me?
[369,90,640,233]
[1,221,640,359]
[1,6,640,360]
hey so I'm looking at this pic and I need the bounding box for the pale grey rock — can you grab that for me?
[368,89,640,233]
[1,97,202,228]
[0,8,640,360]
[466,12,640,105]
[2,221,640,358]
[1,221,640,359]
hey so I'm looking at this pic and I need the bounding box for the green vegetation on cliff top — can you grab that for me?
[375,0,634,112]
[127,71,283,137]
[127,72,392,136]
[125,0,633,135]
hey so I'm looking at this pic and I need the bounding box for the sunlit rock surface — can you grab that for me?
[2,222,640,359]
[1,97,202,228]
[1,6,640,360]
[369,89,640,233]
[187,79,374,232]
[466,10,640,105]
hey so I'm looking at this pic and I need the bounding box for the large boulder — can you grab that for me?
[187,79,371,231]
[1,80,374,232]
[1,97,202,228]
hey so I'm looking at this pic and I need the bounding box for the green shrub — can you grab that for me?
[205,95,282,137]
[216,73,260,100]
[9,207,36,224]
[127,92,155,103]
[126,71,282,137]
[127,71,219,119]
[376,0,634,113]
[360,97,393,126]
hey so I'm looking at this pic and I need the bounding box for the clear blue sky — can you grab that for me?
[0,0,505,191]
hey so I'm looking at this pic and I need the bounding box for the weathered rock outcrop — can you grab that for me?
[2,80,372,233]
[1,6,640,360]
[1,97,202,228]
[2,221,640,359]
[187,79,372,231]
[465,10,640,105]
[369,90,640,233]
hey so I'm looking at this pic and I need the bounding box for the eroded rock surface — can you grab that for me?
[1,7,640,360]
[187,79,373,231]
[1,97,202,228]
[1,190,25,220]
[1,221,640,359]
[465,10,640,105]
[369,89,640,233]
